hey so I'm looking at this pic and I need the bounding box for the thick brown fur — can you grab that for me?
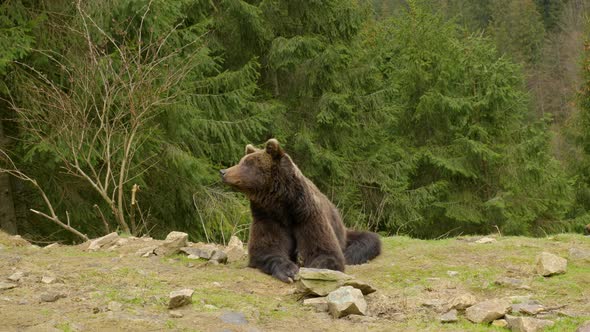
[585,223,590,235]
[221,139,381,282]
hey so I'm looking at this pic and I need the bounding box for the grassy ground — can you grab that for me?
[0,232,588,331]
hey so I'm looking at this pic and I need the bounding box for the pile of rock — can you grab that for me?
[432,251,570,331]
[81,231,248,264]
[177,235,246,264]
[297,268,376,319]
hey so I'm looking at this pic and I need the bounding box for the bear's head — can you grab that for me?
[220,139,288,195]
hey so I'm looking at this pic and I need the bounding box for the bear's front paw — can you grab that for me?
[272,261,299,283]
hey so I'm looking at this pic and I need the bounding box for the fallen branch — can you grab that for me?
[30,209,89,241]
[0,150,89,241]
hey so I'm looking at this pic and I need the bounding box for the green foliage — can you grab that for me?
[0,0,584,242]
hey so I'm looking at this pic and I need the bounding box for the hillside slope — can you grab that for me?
[0,232,588,331]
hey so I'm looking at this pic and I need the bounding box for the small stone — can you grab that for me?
[505,315,554,332]
[569,248,590,261]
[326,286,367,318]
[209,250,228,264]
[181,245,216,260]
[342,280,376,295]
[495,277,528,288]
[422,299,447,312]
[169,310,183,318]
[298,268,354,281]
[41,275,58,284]
[512,303,545,315]
[155,231,189,256]
[440,309,458,323]
[576,321,590,332]
[226,236,246,262]
[44,243,59,249]
[493,319,508,328]
[303,297,328,312]
[107,301,122,311]
[447,271,459,277]
[87,232,119,251]
[7,271,25,282]
[220,311,248,325]
[40,292,65,302]
[204,304,218,310]
[535,252,567,276]
[136,246,157,258]
[115,238,128,246]
[450,293,477,310]
[168,289,194,309]
[0,282,17,290]
[466,298,511,323]
[475,237,497,244]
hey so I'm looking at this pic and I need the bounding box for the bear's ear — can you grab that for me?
[245,144,258,155]
[265,138,284,160]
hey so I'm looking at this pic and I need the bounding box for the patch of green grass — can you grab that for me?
[56,322,74,332]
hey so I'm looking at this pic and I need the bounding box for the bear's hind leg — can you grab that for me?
[294,219,345,272]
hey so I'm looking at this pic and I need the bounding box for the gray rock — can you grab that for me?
[155,231,189,256]
[136,246,157,258]
[422,299,447,313]
[168,289,194,309]
[226,236,247,262]
[298,279,340,296]
[535,252,567,276]
[41,275,58,284]
[569,248,590,261]
[181,245,216,260]
[298,268,353,281]
[115,238,129,246]
[450,293,477,310]
[447,271,459,277]
[209,250,228,264]
[7,271,25,282]
[326,286,367,318]
[576,321,590,332]
[440,309,458,323]
[303,297,328,312]
[505,315,555,332]
[512,302,545,315]
[220,311,248,325]
[296,268,374,296]
[475,237,497,244]
[40,292,66,302]
[87,232,119,251]
[44,243,59,250]
[495,277,528,288]
[0,282,17,290]
[465,298,511,323]
[342,280,376,295]
[107,301,123,311]
[169,310,183,318]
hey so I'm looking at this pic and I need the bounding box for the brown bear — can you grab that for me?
[220,139,381,282]
[585,223,590,235]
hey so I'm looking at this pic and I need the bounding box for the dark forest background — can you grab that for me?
[2,0,590,244]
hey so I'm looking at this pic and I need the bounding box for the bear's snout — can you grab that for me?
[220,169,227,177]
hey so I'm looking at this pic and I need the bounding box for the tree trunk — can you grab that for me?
[0,120,18,234]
